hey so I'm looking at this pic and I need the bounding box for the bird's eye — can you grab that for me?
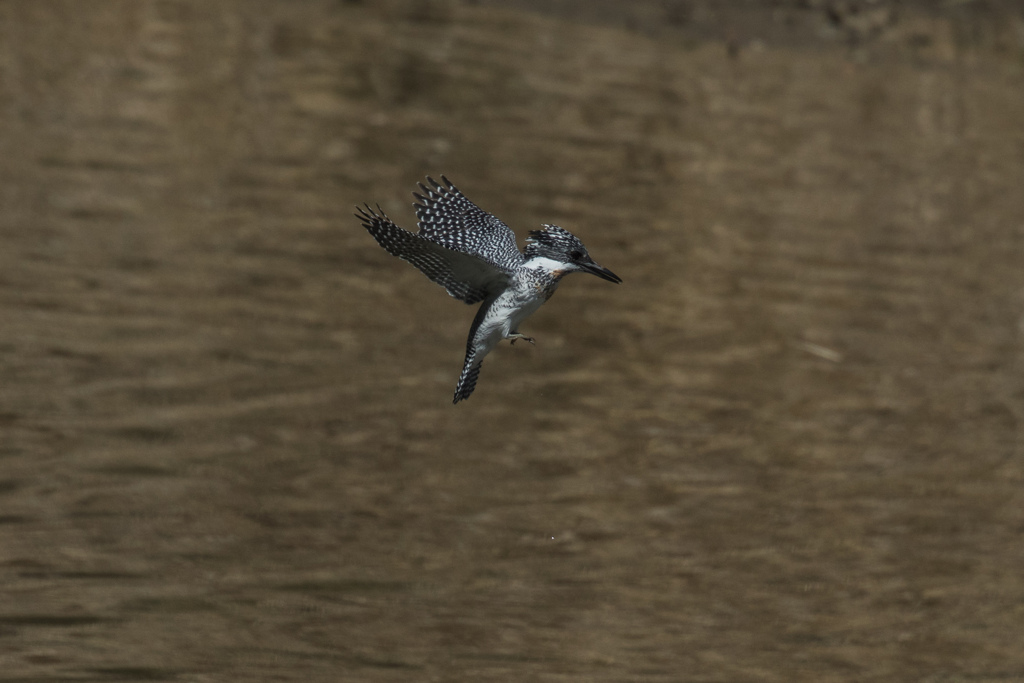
[569,250,583,260]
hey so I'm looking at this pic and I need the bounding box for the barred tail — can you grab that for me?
[453,355,483,404]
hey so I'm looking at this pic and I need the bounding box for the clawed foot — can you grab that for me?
[509,334,535,346]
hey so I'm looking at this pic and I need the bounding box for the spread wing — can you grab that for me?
[413,176,523,276]
[356,205,509,305]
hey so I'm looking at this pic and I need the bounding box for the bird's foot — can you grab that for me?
[508,333,535,346]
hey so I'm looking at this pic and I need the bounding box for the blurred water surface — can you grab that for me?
[1,1,1023,680]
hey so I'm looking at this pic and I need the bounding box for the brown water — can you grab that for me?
[2,1,1024,680]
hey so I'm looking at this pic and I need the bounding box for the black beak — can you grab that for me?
[578,260,622,284]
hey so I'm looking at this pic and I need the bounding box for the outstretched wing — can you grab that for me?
[356,205,509,305]
[414,176,523,276]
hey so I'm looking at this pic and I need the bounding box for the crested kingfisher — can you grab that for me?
[356,176,622,403]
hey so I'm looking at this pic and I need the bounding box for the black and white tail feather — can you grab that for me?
[357,176,621,404]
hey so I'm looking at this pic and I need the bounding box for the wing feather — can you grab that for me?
[356,205,508,305]
[414,176,523,276]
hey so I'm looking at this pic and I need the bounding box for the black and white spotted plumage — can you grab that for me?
[451,291,498,403]
[355,204,508,305]
[414,176,523,277]
[357,176,622,404]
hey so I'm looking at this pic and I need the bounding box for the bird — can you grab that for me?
[356,175,622,404]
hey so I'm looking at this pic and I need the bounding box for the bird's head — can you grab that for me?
[525,225,622,284]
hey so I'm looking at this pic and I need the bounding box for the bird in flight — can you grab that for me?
[356,176,621,403]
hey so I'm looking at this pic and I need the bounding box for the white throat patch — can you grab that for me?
[525,256,570,274]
